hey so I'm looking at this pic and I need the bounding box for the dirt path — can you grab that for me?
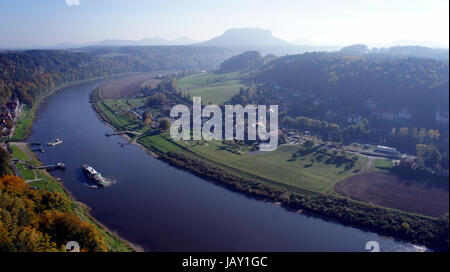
[10,142,36,159]
[365,157,375,171]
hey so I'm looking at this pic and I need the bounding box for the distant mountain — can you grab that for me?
[54,37,201,48]
[339,44,370,56]
[338,44,449,61]
[372,46,449,61]
[198,28,290,47]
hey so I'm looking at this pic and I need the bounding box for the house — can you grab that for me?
[6,98,19,118]
[372,109,396,120]
[374,145,398,155]
[398,109,412,120]
[347,114,362,124]
[435,111,449,125]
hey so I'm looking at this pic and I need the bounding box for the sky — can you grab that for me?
[0,0,448,48]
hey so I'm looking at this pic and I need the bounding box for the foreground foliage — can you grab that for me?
[0,175,108,252]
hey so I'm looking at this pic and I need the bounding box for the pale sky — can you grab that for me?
[0,0,448,48]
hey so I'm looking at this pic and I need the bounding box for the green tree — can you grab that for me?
[160,119,170,131]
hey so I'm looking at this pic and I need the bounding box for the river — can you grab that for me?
[27,80,426,252]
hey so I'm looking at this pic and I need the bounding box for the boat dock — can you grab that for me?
[35,162,66,170]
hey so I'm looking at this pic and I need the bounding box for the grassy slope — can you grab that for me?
[179,141,367,193]
[176,71,246,104]
[186,80,245,105]
[11,106,33,141]
[176,71,240,89]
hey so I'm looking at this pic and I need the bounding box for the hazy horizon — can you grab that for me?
[0,0,449,49]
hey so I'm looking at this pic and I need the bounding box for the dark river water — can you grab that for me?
[27,80,426,252]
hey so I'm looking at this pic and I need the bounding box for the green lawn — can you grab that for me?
[11,106,33,140]
[372,158,394,172]
[185,80,245,105]
[138,133,182,153]
[10,145,29,161]
[97,99,139,130]
[176,71,247,104]
[175,141,368,193]
[175,71,241,89]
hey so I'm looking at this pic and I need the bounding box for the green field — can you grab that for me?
[138,133,182,153]
[176,71,241,89]
[98,99,139,130]
[185,80,245,105]
[178,142,367,193]
[372,158,395,172]
[11,106,33,140]
[176,72,246,104]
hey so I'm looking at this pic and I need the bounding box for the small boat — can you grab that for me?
[39,148,45,153]
[82,164,106,187]
[48,138,63,146]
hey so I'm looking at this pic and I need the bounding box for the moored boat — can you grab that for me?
[48,138,63,146]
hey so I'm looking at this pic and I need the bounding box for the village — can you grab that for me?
[0,97,22,138]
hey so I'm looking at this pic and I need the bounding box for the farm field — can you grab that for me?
[185,80,245,104]
[335,171,449,217]
[176,71,247,104]
[175,71,241,89]
[100,71,173,98]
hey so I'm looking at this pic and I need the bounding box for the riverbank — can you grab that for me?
[90,87,448,251]
[10,72,150,141]
[7,141,138,252]
[5,74,149,252]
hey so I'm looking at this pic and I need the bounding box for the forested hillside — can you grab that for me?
[256,52,449,125]
[0,47,235,106]
[0,175,108,252]
[218,51,276,73]
[0,50,127,106]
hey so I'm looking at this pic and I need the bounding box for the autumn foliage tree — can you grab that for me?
[0,175,107,252]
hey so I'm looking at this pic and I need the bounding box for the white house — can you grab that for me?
[398,109,412,120]
[436,112,449,125]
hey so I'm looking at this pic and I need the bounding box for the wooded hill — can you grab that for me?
[0,47,236,106]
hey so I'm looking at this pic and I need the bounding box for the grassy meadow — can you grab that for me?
[176,71,246,104]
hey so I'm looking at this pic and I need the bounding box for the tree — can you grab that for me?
[0,148,13,176]
[147,93,167,106]
[416,144,441,169]
[160,119,170,131]
[143,111,152,125]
